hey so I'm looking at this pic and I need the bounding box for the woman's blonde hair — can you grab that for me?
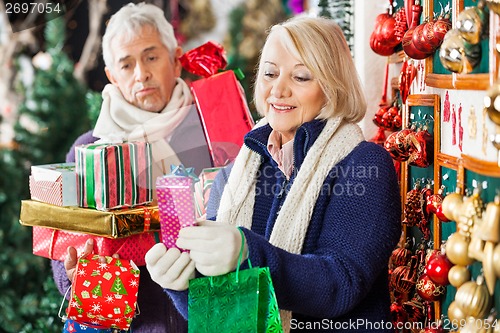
[254,16,367,123]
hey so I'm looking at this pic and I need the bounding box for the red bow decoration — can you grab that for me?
[179,41,227,78]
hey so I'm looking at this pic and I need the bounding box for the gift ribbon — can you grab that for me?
[48,229,57,260]
[169,164,200,183]
[143,207,151,232]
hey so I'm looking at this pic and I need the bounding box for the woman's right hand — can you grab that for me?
[145,243,196,291]
[64,238,94,281]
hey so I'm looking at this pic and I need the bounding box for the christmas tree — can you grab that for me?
[0,14,93,332]
[110,276,128,296]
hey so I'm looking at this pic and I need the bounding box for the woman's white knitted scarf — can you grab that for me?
[216,116,364,332]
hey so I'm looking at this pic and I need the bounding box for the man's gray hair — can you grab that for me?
[102,2,177,71]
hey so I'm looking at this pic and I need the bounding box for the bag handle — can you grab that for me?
[209,227,249,286]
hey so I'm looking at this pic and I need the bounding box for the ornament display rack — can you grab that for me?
[395,0,500,325]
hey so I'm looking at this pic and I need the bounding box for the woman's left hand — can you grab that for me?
[177,221,248,276]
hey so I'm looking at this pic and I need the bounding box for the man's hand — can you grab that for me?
[145,243,195,291]
[64,238,94,281]
[176,221,247,277]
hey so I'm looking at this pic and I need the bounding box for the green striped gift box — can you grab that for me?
[76,142,153,211]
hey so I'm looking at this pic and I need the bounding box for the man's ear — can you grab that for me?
[105,67,118,85]
[174,46,183,78]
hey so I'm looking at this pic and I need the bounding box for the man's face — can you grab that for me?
[105,25,182,112]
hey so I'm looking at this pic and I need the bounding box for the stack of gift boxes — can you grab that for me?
[19,41,254,330]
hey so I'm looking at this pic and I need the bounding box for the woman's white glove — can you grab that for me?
[145,243,196,291]
[176,220,248,277]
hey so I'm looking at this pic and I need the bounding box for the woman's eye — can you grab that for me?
[294,75,311,82]
[264,72,276,78]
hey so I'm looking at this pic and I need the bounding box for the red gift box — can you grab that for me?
[180,41,254,167]
[66,254,140,330]
[32,226,157,266]
[191,71,254,166]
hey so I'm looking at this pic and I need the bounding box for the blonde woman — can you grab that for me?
[147,16,401,332]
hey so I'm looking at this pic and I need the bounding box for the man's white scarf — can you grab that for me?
[93,78,193,177]
[216,116,365,332]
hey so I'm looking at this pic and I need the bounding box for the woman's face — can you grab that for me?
[256,29,326,143]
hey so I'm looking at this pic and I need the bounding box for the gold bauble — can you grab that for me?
[442,190,464,222]
[478,196,500,242]
[439,29,482,74]
[449,265,471,288]
[455,279,492,318]
[448,301,466,323]
[493,243,500,277]
[456,4,488,44]
[486,0,500,16]
[482,241,497,295]
[446,232,475,266]
[484,82,500,126]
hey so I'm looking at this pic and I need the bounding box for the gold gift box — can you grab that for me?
[19,200,159,238]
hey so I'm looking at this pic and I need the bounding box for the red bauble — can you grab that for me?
[416,273,446,301]
[435,204,451,222]
[426,191,444,215]
[425,252,453,285]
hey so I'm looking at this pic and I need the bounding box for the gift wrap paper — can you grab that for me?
[76,142,153,211]
[191,71,254,166]
[157,175,196,249]
[32,226,157,266]
[20,200,159,238]
[66,255,140,330]
[194,167,221,218]
[29,162,77,206]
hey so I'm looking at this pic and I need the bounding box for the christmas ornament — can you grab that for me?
[481,241,496,295]
[439,28,482,74]
[479,196,500,242]
[454,277,492,318]
[403,182,426,227]
[425,250,453,285]
[445,232,474,266]
[390,302,407,327]
[390,256,419,293]
[408,127,434,168]
[426,185,444,215]
[486,0,500,15]
[435,204,451,222]
[441,188,463,222]
[447,301,466,323]
[443,91,451,122]
[448,265,471,288]
[399,60,417,104]
[452,104,457,145]
[416,273,446,301]
[402,297,426,324]
[493,243,500,277]
[468,105,478,139]
[391,244,413,267]
[370,6,400,56]
[458,103,464,151]
[456,1,488,44]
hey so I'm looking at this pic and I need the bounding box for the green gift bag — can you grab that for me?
[188,229,283,333]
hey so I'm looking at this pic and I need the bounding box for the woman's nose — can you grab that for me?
[271,76,291,98]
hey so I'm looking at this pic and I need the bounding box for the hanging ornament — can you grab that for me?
[439,29,482,74]
[482,107,488,155]
[455,1,489,45]
[399,60,417,104]
[390,301,407,327]
[425,250,453,285]
[468,105,478,139]
[408,127,434,168]
[458,103,464,152]
[403,182,426,227]
[447,301,467,323]
[443,91,451,122]
[452,104,457,146]
[426,185,444,215]
[416,273,446,301]
[448,265,471,288]
[454,277,492,318]
[391,243,413,267]
[441,187,463,222]
[402,297,426,324]
[445,232,474,266]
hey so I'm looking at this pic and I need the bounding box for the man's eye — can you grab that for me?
[147,56,157,61]
[121,64,130,70]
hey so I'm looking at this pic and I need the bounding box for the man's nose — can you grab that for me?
[134,62,151,82]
